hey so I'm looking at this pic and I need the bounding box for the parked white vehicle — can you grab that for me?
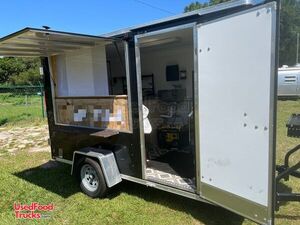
[278,66,300,97]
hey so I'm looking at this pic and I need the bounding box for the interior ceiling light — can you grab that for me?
[140,37,181,47]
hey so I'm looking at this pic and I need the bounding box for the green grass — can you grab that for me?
[276,100,300,164]
[0,100,299,225]
[273,100,300,225]
[0,151,249,225]
[0,93,45,126]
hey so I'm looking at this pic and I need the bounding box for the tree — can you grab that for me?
[184,0,229,12]
[184,1,209,12]
[209,0,230,5]
[279,0,300,66]
[184,0,300,66]
[0,57,41,85]
[9,68,41,86]
[0,58,26,84]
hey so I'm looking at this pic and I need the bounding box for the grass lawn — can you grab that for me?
[0,93,45,126]
[0,99,299,225]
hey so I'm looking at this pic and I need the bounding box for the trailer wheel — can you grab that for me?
[77,157,107,198]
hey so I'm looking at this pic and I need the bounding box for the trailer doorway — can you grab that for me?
[135,25,197,192]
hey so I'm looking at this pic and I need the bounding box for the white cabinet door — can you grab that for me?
[196,2,277,224]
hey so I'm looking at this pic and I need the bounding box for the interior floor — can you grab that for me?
[146,162,196,192]
[146,151,196,192]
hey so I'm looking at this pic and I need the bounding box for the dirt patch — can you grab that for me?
[0,125,50,155]
[0,131,12,140]
[29,146,51,153]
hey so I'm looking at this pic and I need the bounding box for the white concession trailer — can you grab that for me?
[0,0,290,224]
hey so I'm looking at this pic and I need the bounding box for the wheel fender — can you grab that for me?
[72,147,122,188]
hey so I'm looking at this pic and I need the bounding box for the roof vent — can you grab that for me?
[42,26,51,30]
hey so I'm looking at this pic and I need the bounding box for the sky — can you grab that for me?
[0,0,207,37]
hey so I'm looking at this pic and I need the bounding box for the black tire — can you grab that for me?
[76,157,108,198]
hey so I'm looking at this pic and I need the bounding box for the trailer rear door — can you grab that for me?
[196,2,277,224]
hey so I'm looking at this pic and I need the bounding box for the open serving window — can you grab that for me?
[0,28,132,132]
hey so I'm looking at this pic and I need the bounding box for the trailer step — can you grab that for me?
[90,129,119,138]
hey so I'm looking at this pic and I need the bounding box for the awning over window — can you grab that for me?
[0,28,116,57]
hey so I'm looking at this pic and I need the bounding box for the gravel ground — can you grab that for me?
[0,125,50,156]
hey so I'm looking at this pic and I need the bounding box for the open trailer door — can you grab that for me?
[0,28,118,57]
[196,2,277,224]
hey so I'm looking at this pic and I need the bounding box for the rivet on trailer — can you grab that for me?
[1,0,294,224]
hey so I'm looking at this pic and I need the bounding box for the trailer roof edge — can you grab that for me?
[101,0,262,37]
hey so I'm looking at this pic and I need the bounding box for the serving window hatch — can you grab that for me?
[0,28,132,133]
[0,27,116,57]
